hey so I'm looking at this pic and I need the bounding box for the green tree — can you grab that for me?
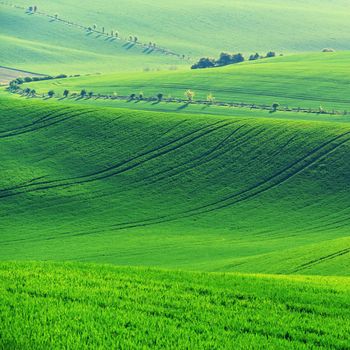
[48,90,55,98]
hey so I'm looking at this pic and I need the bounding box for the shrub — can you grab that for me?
[322,48,336,52]
[55,74,67,79]
[48,90,55,98]
[80,89,87,97]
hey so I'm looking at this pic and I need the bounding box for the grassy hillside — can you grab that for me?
[1,261,349,349]
[0,4,184,75]
[1,95,349,275]
[9,0,350,56]
[2,1,350,75]
[26,52,350,111]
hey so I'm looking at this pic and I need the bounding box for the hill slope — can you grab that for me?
[1,262,349,349]
[0,4,184,75]
[1,95,349,274]
[26,52,350,111]
[8,0,350,56]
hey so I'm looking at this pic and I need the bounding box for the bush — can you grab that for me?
[55,74,68,79]
[191,57,216,69]
[24,77,33,83]
[266,51,276,58]
[48,90,55,98]
[322,48,335,52]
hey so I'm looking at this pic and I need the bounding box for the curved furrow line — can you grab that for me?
[0,109,94,139]
[0,121,233,198]
[291,247,350,273]
[0,120,227,192]
[92,131,350,233]
[143,125,265,187]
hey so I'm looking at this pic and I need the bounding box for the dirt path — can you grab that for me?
[0,66,45,85]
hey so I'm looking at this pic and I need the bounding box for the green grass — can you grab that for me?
[1,261,349,349]
[2,1,350,75]
[25,52,350,111]
[1,95,349,275]
[8,0,350,56]
[0,5,184,75]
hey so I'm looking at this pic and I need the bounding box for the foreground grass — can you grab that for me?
[0,261,349,349]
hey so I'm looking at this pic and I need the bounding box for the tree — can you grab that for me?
[80,89,87,98]
[115,31,119,38]
[88,91,93,98]
[33,6,37,12]
[30,89,36,97]
[24,87,31,95]
[63,89,69,98]
[157,93,163,101]
[48,90,55,98]
[139,92,144,100]
[185,90,195,102]
[93,24,97,30]
[249,53,260,61]
[266,51,276,58]
[191,57,215,70]
[134,36,138,43]
[54,13,58,20]
[129,93,136,100]
[207,93,215,104]
[272,103,279,112]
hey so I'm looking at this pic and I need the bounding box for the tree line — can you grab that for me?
[191,51,279,69]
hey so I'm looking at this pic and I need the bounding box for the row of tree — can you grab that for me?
[191,51,278,69]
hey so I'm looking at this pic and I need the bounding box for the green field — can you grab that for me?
[2,0,350,75]
[1,95,349,275]
[24,52,350,111]
[1,262,349,349]
[0,3,185,75]
[1,0,350,348]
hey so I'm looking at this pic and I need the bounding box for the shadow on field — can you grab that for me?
[177,103,190,110]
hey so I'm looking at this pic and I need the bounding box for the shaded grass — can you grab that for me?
[0,96,349,274]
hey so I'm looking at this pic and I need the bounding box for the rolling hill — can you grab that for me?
[2,0,350,75]
[25,52,350,112]
[1,94,349,275]
[0,3,185,75]
[1,262,349,349]
[7,0,350,56]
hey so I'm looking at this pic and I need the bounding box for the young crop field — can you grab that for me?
[22,51,350,112]
[0,262,349,349]
[0,95,349,275]
[1,0,350,348]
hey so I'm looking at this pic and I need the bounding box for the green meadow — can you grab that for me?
[1,262,349,349]
[1,0,350,348]
[1,95,349,275]
[24,51,350,111]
